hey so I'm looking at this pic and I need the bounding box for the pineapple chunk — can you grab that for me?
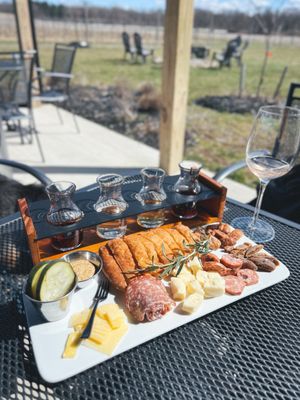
[182,292,204,314]
[203,274,225,298]
[187,256,202,275]
[186,280,204,295]
[170,277,186,301]
[62,331,82,358]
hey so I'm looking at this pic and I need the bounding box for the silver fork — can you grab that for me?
[80,277,109,339]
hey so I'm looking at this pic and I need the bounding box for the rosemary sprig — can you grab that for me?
[123,238,210,279]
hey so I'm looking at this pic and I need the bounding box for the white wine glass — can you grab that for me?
[231,106,300,243]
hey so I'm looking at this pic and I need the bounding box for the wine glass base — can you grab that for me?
[231,217,275,243]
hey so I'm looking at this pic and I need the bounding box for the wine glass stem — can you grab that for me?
[250,181,268,229]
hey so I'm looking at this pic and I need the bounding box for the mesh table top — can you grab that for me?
[0,200,300,400]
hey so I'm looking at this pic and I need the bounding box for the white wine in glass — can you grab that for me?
[231,106,300,243]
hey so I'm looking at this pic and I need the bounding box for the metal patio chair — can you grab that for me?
[0,158,52,220]
[0,52,45,162]
[33,43,79,133]
[211,36,243,68]
[133,33,154,63]
[121,32,136,61]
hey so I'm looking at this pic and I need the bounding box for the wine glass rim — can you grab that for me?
[259,105,300,116]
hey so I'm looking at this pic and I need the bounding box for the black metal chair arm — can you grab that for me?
[0,159,52,186]
[213,160,247,182]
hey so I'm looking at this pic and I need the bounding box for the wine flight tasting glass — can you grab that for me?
[232,106,300,243]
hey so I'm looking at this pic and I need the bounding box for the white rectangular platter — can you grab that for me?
[23,236,290,383]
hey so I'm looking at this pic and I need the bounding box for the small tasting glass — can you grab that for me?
[46,181,84,251]
[94,174,128,239]
[136,167,167,229]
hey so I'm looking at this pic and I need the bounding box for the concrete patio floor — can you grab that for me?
[4,104,255,203]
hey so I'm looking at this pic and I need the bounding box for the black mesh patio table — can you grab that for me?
[0,199,300,400]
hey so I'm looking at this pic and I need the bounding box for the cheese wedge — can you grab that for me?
[69,309,92,328]
[84,323,128,355]
[182,292,204,314]
[62,331,82,358]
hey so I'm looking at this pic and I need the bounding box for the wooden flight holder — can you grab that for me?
[19,172,227,265]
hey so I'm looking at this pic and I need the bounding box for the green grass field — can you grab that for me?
[2,38,300,186]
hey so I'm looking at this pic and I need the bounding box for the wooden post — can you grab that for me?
[159,0,194,174]
[14,0,34,52]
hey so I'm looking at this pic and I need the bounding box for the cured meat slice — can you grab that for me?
[125,274,175,322]
[99,247,127,291]
[107,239,137,280]
[224,275,246,295]
[241,259,258,271]
[220,254,243,270]
[237,269,259,286]
[202,261,231,276]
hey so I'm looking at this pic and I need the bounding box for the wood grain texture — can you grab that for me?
[159,0,194,174]
[15,0,34,52]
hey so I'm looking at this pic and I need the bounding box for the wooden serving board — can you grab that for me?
[19,172,227,264]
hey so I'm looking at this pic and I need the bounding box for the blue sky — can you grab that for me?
[41,0,300,13]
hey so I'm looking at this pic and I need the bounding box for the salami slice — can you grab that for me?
[221,254,243,270]
[237,269,259,286]
[224,275,245,295]
[125,274,175,322]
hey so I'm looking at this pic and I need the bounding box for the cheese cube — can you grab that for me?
[177,266,195,284]
[181,292,204,314]
[187,256,202,275]
[186,280,204,295]
[170,277,186,301]
[207,272,223,280]
[196,270,209,287]
[62,331,82,358]
[203,275,225,298]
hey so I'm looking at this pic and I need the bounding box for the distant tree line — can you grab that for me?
[0,2,299,35]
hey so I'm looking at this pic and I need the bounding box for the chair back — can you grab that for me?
[0,54,23,106]
[122,32,131,53]
[286,83,300,109]
[50,43,76,93]
[0,52,34,108]
[133,33,143,55]
[223,36,242,63]
[51,43,76,74]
